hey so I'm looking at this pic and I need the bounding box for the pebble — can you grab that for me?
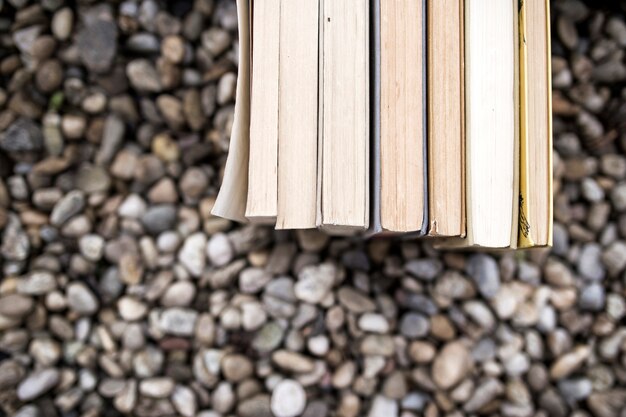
[465,254,500,299]
[367,396,398,417]
[157,308,198,336]
[141,205,177,234]
[127,59,162,92]
[172,385,197,417]
[271,379,307,417]
[577,243,606,281]
[463,378,503,412]
[77,8,117,73]
[79,234,105,261]
[66,282,99,315]
[579,283,605,311]
[294,263,336,304]
[207,233,233,266]
[338,287,376,313]
[17,369,60,401]
[405,259,443,281]
[358,313,390,334]
[1,214,30,261]
[0,294,34,317]
[432,341,473,389]
[178,232,207,277]
[52,8,73,41]
[17,271,57,295]
[139,377,174,398]
[0,118,43,153]
[399,312,430,338]
[50,190,85,226]
[222,354,254,382]
[240,267,272,293]
[272,350,315,373]
[550,346,591,380]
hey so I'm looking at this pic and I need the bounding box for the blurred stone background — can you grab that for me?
[1,0,626,416]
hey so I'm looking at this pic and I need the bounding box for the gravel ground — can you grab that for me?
[1,0,626,416]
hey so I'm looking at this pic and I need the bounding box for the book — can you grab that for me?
[443,0,519,249]
[245,0,281,224]
[213,0,553,251]
[520,0,553,248]
[427,0,465,238]
[212,0,251,223]
[371,0,427,234]
[318,0,370,233]
[276,0,320,229]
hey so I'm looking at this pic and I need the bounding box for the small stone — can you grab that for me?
[358,313,390,334]
[202,28,231,56]
[222,354,254,382]
[338,287,376,313]
[602,241,626,276]
[172,385,197,417]
[178,232,207,277]
[142,205,177,234]
[0,118,43,153]
[466,254,500,299]
[118,296,148,321]
[158,308,198,336]
[118,194,147,218]
[77,10,117,73]
[76,165,111,194]
[581,178,605,202]
[253,322,285,353]
[610,183,626,212]
[242,302,268,331]
[17,271,56,295]
[152,133,180,162]
[294,263,336,304]
[0,294,34,317]
[97,115,126,165]
[79,234,105,261]
[550,346,590,380]
[399,313,430,338]
[52,8,73,41]
[240,267,272,293]
[127,59,162,92]
[587,390,626,417]
[207,233,233,266]
[271,379,307,417]
[367,396,398,417]
[1,214,30,261]
[67,282,99,315]
[35,60,63,93]
[577,243,606,281]
[50,190,85,226]
[139,377,175,398]
[161,281,196,307]
[162,35,186,63]
[272,350,315,373]
[579,283,605,311]
[558,378,593,403]
[405,259,443,281]
[432,341,473,389]
[463,378,503,413]
[16,369,60,401]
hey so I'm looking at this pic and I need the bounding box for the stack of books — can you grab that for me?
[212,0,553,250]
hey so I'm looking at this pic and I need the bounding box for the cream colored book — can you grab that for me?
[520,0,553,248]
[427,0,465,238]
[377,0,426,234]
[276,0,320,229]
[245,0,280,224]
[212,0,251,223]
[318,0,370,233]
[442,0,518,249]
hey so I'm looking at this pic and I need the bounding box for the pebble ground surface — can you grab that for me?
[1,0,626,416]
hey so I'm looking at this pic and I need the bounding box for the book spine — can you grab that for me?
[517,0,535,248]
[546,0,554,247]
